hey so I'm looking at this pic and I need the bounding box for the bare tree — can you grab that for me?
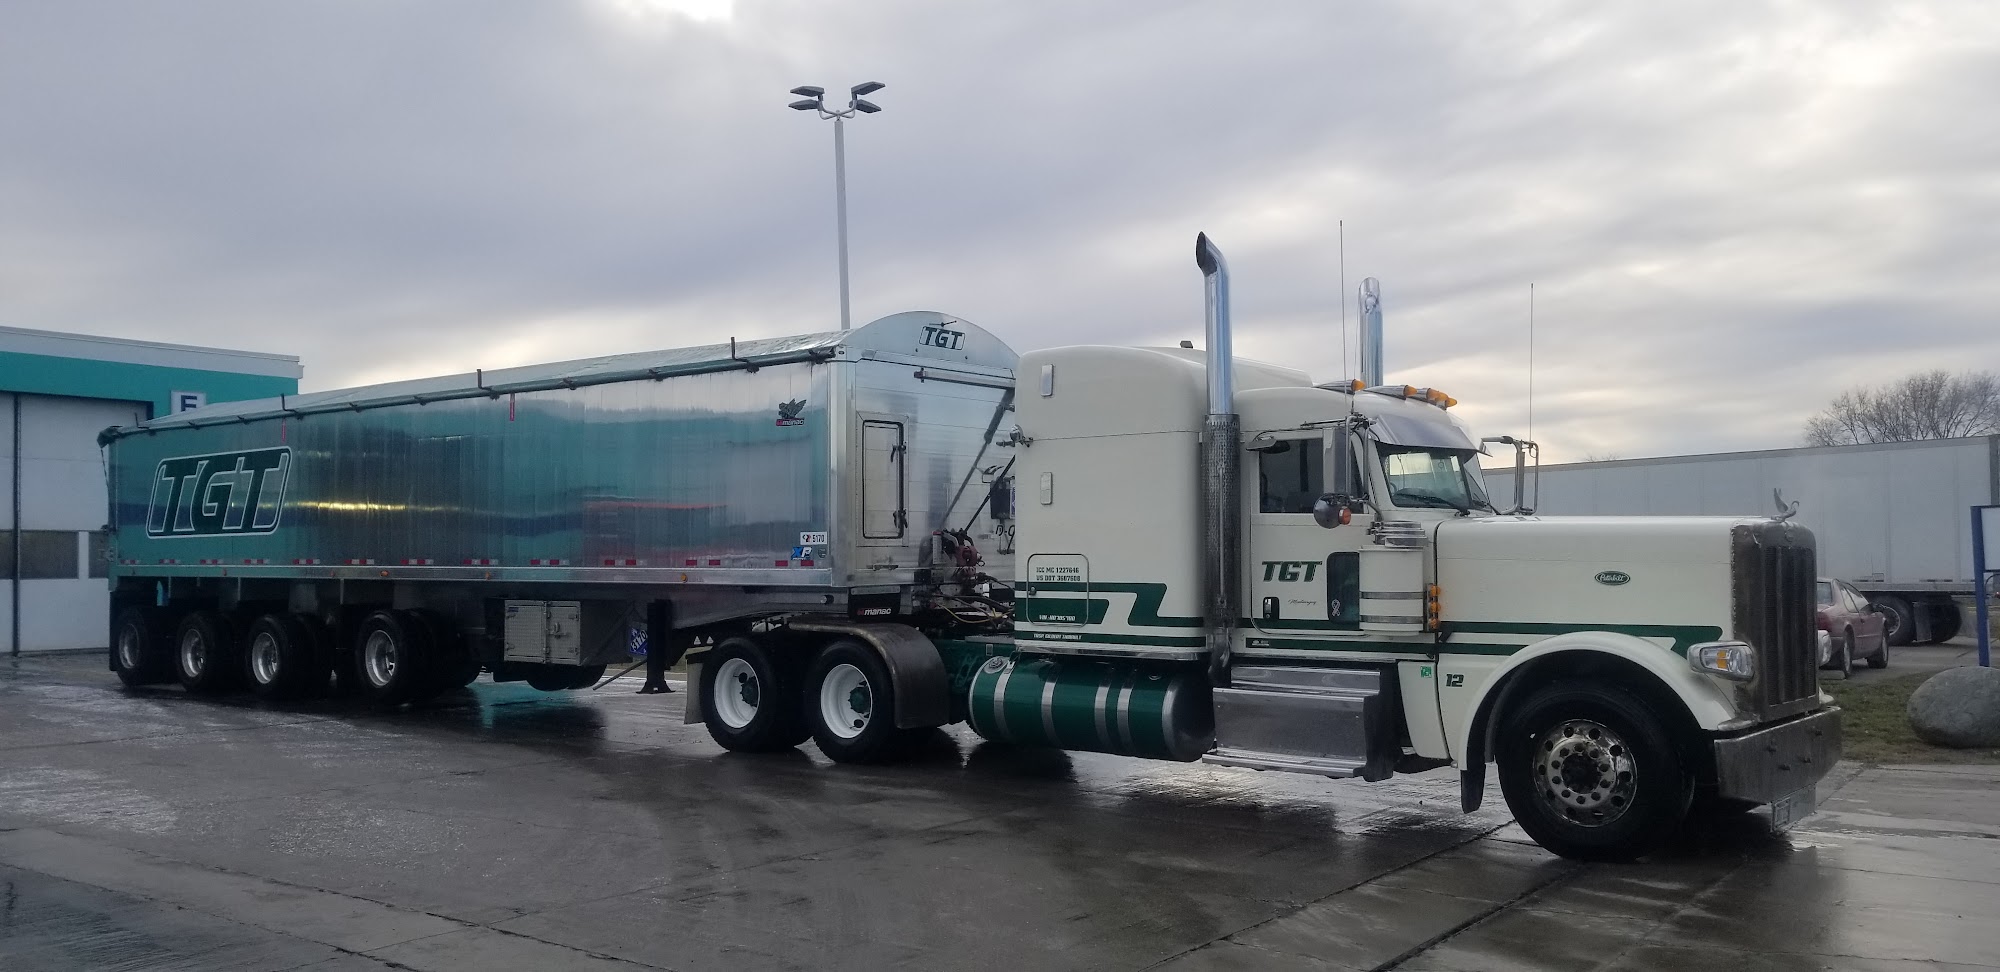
[1804,370,2000,446]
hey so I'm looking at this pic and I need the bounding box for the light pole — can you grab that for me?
[790,81,884,332]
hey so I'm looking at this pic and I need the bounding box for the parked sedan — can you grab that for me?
[1818,578,1889,675]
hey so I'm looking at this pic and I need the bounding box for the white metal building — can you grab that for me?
[1,326,301,654]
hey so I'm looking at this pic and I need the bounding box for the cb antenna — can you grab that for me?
[1528,283,1536,445]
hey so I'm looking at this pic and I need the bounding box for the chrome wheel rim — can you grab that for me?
[250,631,282,685]
[818,663,872,740]
[363,630,399,688]
[117,625,143,671]
[1531,719,1637,828]
[712,657,761,730]
[179,628,206,680]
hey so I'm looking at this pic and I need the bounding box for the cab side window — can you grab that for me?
[1257,441,1323,514]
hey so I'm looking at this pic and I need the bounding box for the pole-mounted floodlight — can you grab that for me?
[788,81,886,331]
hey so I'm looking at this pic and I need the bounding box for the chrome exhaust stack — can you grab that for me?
[1195,233,1241,685]
[1359,277,1384,387]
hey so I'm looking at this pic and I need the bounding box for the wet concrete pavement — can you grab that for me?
[3,652,1999,971]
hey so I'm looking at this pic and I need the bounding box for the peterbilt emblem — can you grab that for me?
[145,447,292,538]
[1595,570,1632,586]
[775,399,807,427]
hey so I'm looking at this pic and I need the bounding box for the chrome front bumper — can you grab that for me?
[1714,707,1842,805]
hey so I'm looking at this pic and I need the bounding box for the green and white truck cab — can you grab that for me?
[972,235,1839,860]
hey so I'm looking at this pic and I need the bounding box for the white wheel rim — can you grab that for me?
[818,663,873,740]
[117,625,143,670]
[179,629,207,679]
[363,630,399,688]
[712,657,762,729]
[250,631,282,685]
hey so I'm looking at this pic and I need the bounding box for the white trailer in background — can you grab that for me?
[1489,436,2000,645]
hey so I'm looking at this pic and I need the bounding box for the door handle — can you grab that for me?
[1262,596,1279,621]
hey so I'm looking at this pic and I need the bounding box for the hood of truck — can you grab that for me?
[1430,515,1764,653]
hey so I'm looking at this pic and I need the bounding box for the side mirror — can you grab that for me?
[1312,495,1354,529]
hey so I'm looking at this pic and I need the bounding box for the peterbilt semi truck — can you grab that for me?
[100,236,1838,861]
[1488,437,1999,646]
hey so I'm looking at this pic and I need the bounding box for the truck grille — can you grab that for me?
[1730,521,1820,721]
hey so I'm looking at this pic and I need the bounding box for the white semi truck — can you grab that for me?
[100,236,1838,861]
[1488,436,1999,646]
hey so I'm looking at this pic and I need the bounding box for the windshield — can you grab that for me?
[1377,445,1494,513]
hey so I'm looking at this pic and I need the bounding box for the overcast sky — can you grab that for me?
[2,1,1994,460]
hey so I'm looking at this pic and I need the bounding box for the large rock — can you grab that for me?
[1908,666,2000,748]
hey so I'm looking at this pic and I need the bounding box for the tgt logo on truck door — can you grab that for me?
[1261,560,1320,582]
[145,448,292,538]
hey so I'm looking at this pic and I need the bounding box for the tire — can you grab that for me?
[1875,595,1915,647]
[1927,602,1963,644]
[1837,632,1854,677]
[407,611,479,693]
[1496,680,1692,863]
[806,639,917,764]
[699,635,809,752]
[243,614,323,701]
[352,610,432,705]
[111,607,177,687]
[1867,635,1889,669]
[174,611,242,695]
[525,665,604,691]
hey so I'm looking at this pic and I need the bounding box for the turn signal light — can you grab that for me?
[1425,584,1442,631]
[1689,642,1756,682]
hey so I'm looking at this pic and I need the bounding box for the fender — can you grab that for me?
[1447,630,1739,769]
[784,619,951,728]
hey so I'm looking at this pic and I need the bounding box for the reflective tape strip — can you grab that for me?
[345,559,376,566]
[400,558,435,566]
[463,558,498,566]
[291,558,321,565]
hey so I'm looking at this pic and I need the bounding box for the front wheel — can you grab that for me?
[699,636,809,752]
[1837,632,1854,677]
[806,640,915,764]
[1496,680,1691,863]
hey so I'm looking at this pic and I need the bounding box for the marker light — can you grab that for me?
[1689,641,1756,681]
[1425,584,1442,631]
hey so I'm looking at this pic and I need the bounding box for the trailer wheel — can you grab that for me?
[1874,595,1916,647]
[1496,680,1692,863]
[408,611,480,692]
[806,639,916,764]
[111,607,177,687]
[1926,602,1962,644]
[175,611,242,695]
[699,636,808,752]
[353,610,432,705]
[243,614,322,701]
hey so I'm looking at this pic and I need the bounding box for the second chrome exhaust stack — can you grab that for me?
[1195,233,1240,684]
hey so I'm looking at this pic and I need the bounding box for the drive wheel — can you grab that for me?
[175,611,242,695]
[699,636,808,752]
[111,607,177,687]
[1496,680,1691,862]
[1875,595,1915,647]
[353,610,432,705]
[244,614,322,701]
[807,639,915,764]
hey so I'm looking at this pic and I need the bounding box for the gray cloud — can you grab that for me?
[2,0,1994,459]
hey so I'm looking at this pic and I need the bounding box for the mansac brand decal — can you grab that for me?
[776,398,807,427]
[1594,570,1633,587]
[145,447,292,538]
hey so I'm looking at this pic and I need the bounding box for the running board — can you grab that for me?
[1202,749,1368,778]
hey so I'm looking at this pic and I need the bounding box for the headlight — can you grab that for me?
[1690,641,1756,682]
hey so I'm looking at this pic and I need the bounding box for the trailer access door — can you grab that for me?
[861,419,907,540]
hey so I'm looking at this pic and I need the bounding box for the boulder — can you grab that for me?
[1908,666,2000,749]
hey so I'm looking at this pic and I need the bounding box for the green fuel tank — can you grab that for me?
[966,655,1213,761]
